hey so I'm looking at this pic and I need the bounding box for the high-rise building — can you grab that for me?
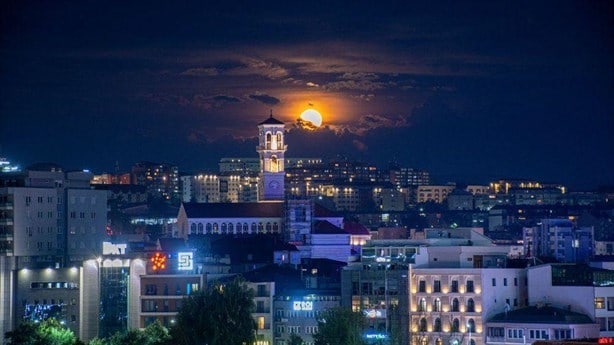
[523,219,594,262]
[0,164,108,341]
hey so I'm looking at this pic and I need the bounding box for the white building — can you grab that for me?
[527,263,614,336]
[417,185,456,204]
[257,114,286,201]
[485,305,599,345]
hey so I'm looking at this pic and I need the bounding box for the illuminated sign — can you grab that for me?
[177,252,194,271]
[102,242,127,255]
[598,338,614,345]
[293,301,313,311]
[150,252,167,271]
[365,333,388,340]
[363,309,386,318]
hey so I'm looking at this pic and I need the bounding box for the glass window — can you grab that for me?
[595,297,605,309]
[466,280,474,293]
[451,280,459,292]
[452,298,459,312]
[492,278,496,286]
[434,280,441,292]
[419,280,426,292]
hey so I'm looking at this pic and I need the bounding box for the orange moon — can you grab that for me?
[299,109,323,128]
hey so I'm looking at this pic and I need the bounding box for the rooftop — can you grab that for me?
[488,305,594,324]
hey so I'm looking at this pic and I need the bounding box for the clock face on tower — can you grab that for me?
[269,181,280,190]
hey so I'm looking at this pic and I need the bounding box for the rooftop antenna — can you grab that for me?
[270,109,273,118]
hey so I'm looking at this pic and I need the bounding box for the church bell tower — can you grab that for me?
[257,112,286,201]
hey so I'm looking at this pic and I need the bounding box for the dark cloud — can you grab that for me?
[248,93,280,105]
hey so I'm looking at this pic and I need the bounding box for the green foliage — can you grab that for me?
[88,321,171,345]
[171,277,256,345]
[289,334,304,345]
[5,318,78,345]
[314,307,367,345]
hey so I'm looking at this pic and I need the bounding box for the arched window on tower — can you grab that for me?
[190,223,196,234]
[266,222,272,233]
[206,223,212,234]
[228,223,234,233]
[258,222,264,233]
[243,223,248,233]
[276,132,282,149]
[266,133,272,150]
[251,223,257,233]
[213,223,219,234]
[271,156,278,173]
[221,223,227,234]
[272,222,279,232]
[197,223,204,234]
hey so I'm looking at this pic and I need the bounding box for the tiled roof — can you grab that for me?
[258,116,284,125]
[344,222,370,235]
[183,202,283,218]
[313,220,347,235]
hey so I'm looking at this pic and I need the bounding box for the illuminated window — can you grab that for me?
[433,298,441,312]
[257,316,265,330]
[595,297,605,309]
[419,298,427,312]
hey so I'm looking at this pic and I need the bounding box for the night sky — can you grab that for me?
[1,1,612,189]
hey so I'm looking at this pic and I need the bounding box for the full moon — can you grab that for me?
[299,109,323,128]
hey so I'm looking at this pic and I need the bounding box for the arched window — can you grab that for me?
[467,298,475,312]
[266,222,272,233]
[213,223,219,234]
[436,338,443,345]
[272,222,279,232]
[420,338,428,345]
[190,223,196,234]
[434,318,442,332]
[198,223,204,234]
[243,223,248,233]
[258,222,264,233]
[221,223,227,234]
[452,298,459,312]
[433,298,441,312]
[419,318,427,332]
[452,318,460,332]
[251,223,257,233]
[266,133,272,149]
[271,155,278,172]
[228,223,234,233]
[418,298,427,312]
[467,319,475,333]
[276,132,283,149]
[206,223,212,234]
[469,340,475,345]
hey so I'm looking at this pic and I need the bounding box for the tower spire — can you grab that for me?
[270,109,273,118]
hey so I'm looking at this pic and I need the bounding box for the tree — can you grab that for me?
[88,321,170,345]
[289,334,304,345]
[5,318,78,345]
[171,277,256,345]
[313,307,366,345]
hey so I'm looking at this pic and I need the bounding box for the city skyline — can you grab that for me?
[1,1,612,189]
